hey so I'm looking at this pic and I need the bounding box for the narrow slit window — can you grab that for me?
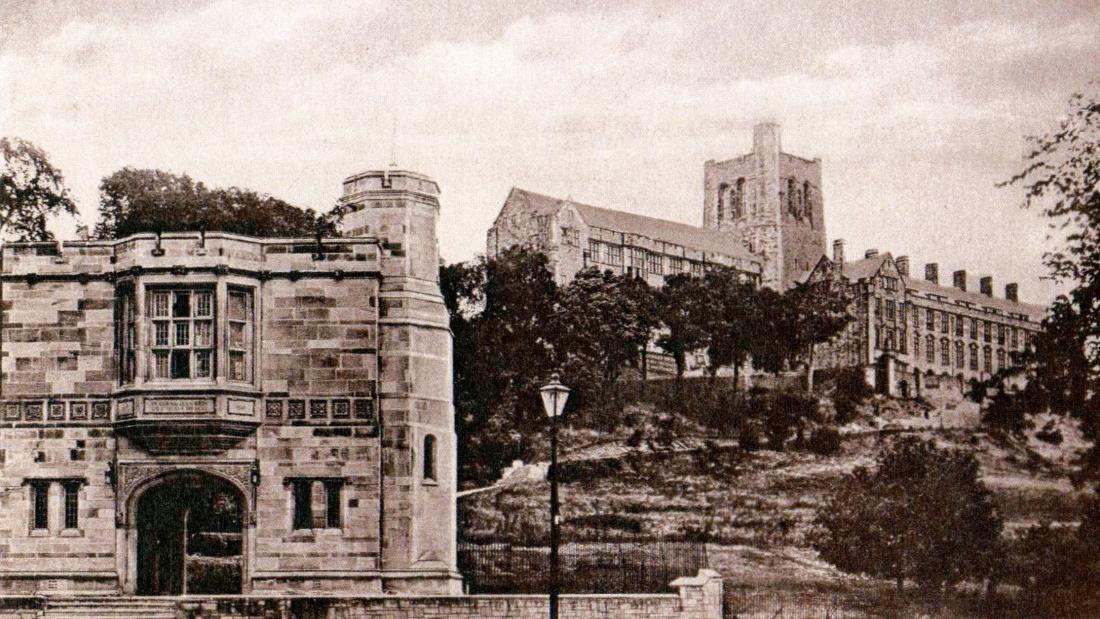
[324,480,343,528]
[292,480,312,530]
[32,482,49,530]
[63,483,79,529]
[423,435,437,482]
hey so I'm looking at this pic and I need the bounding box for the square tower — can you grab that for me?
[704,123,825,289]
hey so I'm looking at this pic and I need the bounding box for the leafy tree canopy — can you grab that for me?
[655,273,711,378]
[93,168,335,239]
[0,137,78,241]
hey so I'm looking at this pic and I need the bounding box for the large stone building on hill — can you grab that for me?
[0,169,460,595]
[486,123,1048,390]
[809,243,1045,395]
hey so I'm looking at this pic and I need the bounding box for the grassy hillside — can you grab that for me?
[458,386,1091,616]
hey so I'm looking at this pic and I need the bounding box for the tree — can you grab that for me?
[786,266,854,391]
[701,266,760,387]
[1001,86,1100,479]
[93,168,333,239]
[1,137,78,241]
[556,267,654,420]
[747,286,792,375]
[814,437,1003,592]
[444,247,561,483]
[654,273,710,379]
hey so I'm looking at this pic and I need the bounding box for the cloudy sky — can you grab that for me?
[3,1,1098,303]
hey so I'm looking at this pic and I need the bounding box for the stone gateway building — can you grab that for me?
[0,169,461,596]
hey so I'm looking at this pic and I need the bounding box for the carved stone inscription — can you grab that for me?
[144,398,215,415]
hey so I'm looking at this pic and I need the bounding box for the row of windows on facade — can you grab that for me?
[715,177,813,223]
[874,326,1013,373]
[24,438,438,534]
[584,237,753,280]
[117,286,254,383]
[873,298,1031,349]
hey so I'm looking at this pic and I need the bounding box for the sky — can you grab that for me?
[2,0,1099,304]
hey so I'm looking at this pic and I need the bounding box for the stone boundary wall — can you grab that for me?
[18,570,722,618]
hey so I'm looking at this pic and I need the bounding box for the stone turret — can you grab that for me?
[338,169,460,593]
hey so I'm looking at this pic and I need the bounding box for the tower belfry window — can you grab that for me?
[733,178,745,219]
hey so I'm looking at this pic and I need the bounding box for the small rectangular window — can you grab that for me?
[324,481,343,529]
[32,482,49,530]
[63,483,79,529]
[172,291,191,318]
[292,480,312,530]
[170,350,190,379]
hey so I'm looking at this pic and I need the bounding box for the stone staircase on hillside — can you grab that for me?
[43,596,179,619]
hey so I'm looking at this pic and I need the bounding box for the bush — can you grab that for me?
[808,426,842,456]
[693,440,744,478]
[763,392,820,451]
[814,437,1003,592]
[982,390,1032,434]
[738,419,761,452]
[832,366,872,424]
[1035,421,1064,445]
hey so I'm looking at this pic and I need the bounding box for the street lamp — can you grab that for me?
[540,373,570,619]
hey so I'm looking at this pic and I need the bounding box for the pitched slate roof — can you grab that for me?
[840,252,1046,321]
[905,277,1046,320]
[841,255,890,281]
[506,188,759,263]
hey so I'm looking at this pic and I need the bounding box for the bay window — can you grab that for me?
[118,284,255,385]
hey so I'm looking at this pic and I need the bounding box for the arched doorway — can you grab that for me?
[135,472,244,595]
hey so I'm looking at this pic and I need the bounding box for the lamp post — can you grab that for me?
[540,373,570,619]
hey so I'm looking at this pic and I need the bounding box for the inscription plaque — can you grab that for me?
[144,398,215,415]
[228,398,255,416]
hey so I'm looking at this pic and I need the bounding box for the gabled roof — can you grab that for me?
[505,188,759,263]
[842,254,890,281]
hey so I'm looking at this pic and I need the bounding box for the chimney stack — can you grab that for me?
[980,276,993,296]
[953,270,967,291]
[865,249,879,258]
[895,256,910,277]
[833,239,845,264]
[925,263,939,284]
[1005,283,1019,302]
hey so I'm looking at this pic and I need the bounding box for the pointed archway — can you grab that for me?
[134,471,244,595]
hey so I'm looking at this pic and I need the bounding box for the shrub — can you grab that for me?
[982,390,1032,434]
[738,419,761,452]
[692,440,743,478]
[763,392,820,451]
[808,426,842,456]
[814,437,1003,592]
[832,366,872,424]
[1035,421,1064,446]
